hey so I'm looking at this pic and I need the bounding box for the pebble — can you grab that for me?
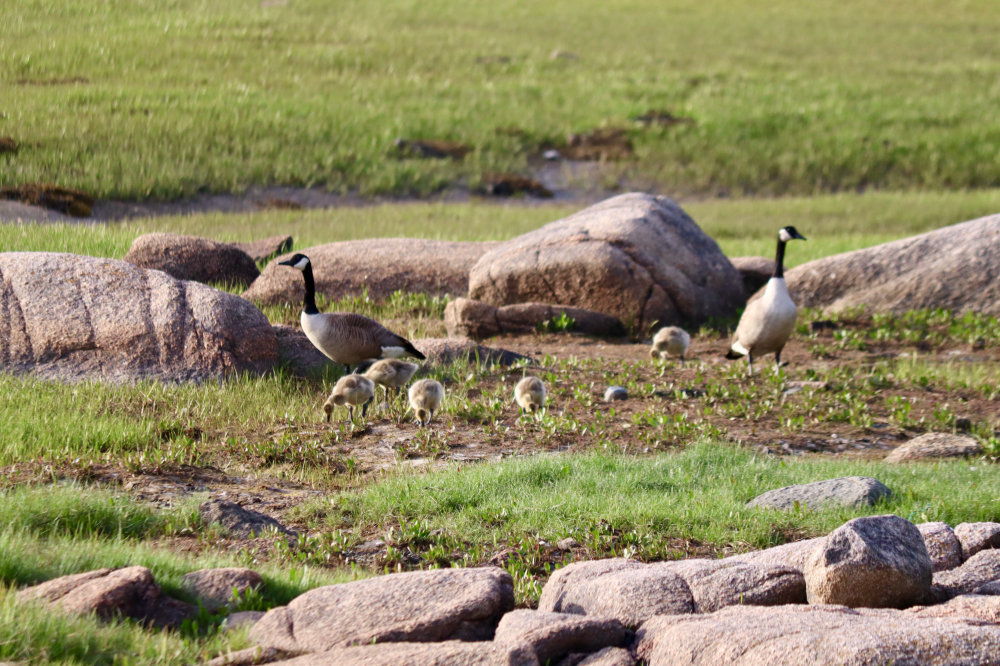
[604,386,628,402]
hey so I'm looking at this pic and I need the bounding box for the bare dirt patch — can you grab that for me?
[1,182,94,217]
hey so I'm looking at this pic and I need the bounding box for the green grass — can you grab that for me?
[315,443,1000,545]
[0,484,356,665]
[0,583,247,666]
[0,371,331,467]
[4,0,1000,199]
[3,189,1000,271]
[287,441,1000,602]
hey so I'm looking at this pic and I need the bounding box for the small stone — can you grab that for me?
[494,609,627,664]
[954,522,1000,559]
[725,537,825,572]
[604,386,628,402]
[182,568,263,612]
[199,500,296,540]
[221,610,266,632]
[203,645,291,666]
[16,566,196,629]
[746,476,892,511]
[537,559,693,629]
[885,432,981,463]
[917,522,965,572]
[933,550,1000,597]
[654,559,806,612]
[557,537,580,551]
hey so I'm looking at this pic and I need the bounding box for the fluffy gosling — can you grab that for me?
[323,374,375,424]
[408,378,444,427]
[650,326,691,366]
[364,358,420,400]
[514,376,546,415]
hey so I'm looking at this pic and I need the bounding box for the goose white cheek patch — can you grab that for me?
[293,257,310,270]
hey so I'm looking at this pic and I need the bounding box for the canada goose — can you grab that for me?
[323,374,375,424]
[650,326,691,366]
[408,378,444,426]
[514,376,546,415]
[726,226,807,376]
[278,253,426,374]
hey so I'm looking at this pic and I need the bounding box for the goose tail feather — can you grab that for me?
[402,340,426,360]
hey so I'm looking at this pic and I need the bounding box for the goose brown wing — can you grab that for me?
[338,313,426,360]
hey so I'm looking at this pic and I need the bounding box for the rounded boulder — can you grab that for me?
[467,193,744,331]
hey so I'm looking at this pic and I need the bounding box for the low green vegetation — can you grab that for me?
[5,189,1000,270]
[0,584,247,666]
[0,484,355,664]
[4,0,1000,199]
[290,442,998,598]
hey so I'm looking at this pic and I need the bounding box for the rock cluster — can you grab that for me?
[244,239,497,306]
[0,252,277,383]
[18,516,1000,665]
[19,566,206,629]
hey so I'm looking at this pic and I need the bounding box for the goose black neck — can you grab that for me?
[773,239,787,279]
[301,264,319,315]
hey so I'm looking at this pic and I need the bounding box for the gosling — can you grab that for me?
[514,376,546,415]
[408,378,444,427]
[650,326,691,366]
[364,358,420,401]
[323,374,375,424]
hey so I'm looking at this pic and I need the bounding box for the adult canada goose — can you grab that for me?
[726,226,807,376]
[323,374,375,424]
[278,253,426,374]
[514,376,546,415]
[408,378,444,426]
[650,326,691,366]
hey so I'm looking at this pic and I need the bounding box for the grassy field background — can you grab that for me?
[4,0,1000,199]
[5,188,1000,265]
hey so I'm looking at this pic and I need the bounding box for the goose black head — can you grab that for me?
[778,226,807,242]
[278,253,311,270]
